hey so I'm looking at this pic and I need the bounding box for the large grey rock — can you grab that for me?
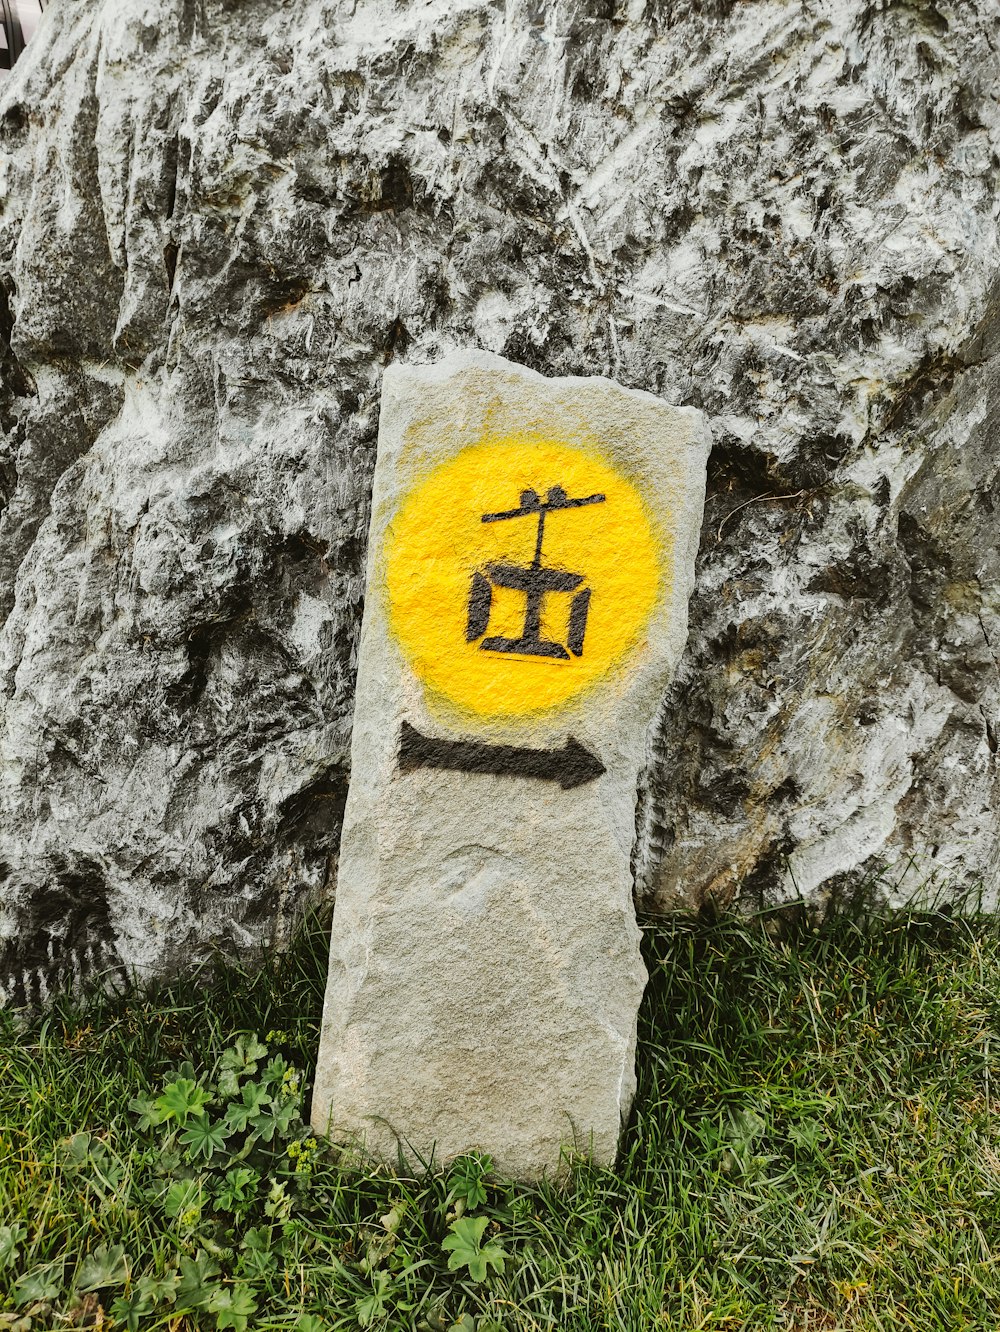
[0,1,998,1002]
[310,350,708,1175]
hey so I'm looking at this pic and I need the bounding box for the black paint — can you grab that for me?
[567,586,591,656]
[398,720,605,789]
[481,484,606,527]
[466,570,492,641]
[467,484,604,660]
[479,561,583,659]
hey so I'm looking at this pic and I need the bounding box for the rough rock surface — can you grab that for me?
[311,351,708,1174]
[1,0,999,1002]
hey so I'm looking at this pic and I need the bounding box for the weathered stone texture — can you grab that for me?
[311,352,708,1175]
[1,0,998,1000]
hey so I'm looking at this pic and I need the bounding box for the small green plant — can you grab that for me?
[153,1070,213,1124]
[0,1225,25,1272]
[77,1241,128,1291]
[12,1259,62,1306]
[441,1216,506,1282]
[0,1032,326,1329]
[0,1012,513,1330]
[446,1153,492,1213]
[113,1038,318,1325]
[4,907,1000,1329]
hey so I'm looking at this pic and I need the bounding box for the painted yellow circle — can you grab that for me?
[384,437,663,719]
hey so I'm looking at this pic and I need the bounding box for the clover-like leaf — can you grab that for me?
[236,1223,278,1278]
[67,1138,122,1198]
[155,1077,212,1126]
[164,1177,203,1224]
[253,1099,298,1143]
[441,1216,505,1283]
[208,1283,258,1331]
[55,1131,96,1173]
[215,1165,260,1213]
[447,1154,493,1212]
[220,1035,268,1075]
[176,1250,221,1311]
[0,1223,26,1271]
[139,1270,181,1306]
[77,1242,128,1291]
[354,1271,391,1328]
[13,1260,63,1306]
[260,1054,290,1089]
[128,1094,166,1131]
[110,1287,154,1332]
[218,1036,268,1095]
[180,1113,229,1161]
[224,1080,271,1132]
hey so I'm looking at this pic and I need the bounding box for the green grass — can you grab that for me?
[2,907,1000,1331]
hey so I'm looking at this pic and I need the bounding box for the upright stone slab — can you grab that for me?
[312,350,709,1178]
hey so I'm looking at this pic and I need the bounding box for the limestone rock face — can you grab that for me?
[1,1,999,1002]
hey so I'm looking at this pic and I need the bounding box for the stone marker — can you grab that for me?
[311,350,709,1179]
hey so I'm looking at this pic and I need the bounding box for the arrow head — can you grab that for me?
[559,737,605,789]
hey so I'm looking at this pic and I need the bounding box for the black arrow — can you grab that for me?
[398,721,605,790]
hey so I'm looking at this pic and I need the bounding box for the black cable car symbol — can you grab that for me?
[466,485,606,661]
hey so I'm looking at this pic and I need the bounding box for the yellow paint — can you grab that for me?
[384,436,665,719]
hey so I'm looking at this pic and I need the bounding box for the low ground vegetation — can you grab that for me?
[1,906,999,1331]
